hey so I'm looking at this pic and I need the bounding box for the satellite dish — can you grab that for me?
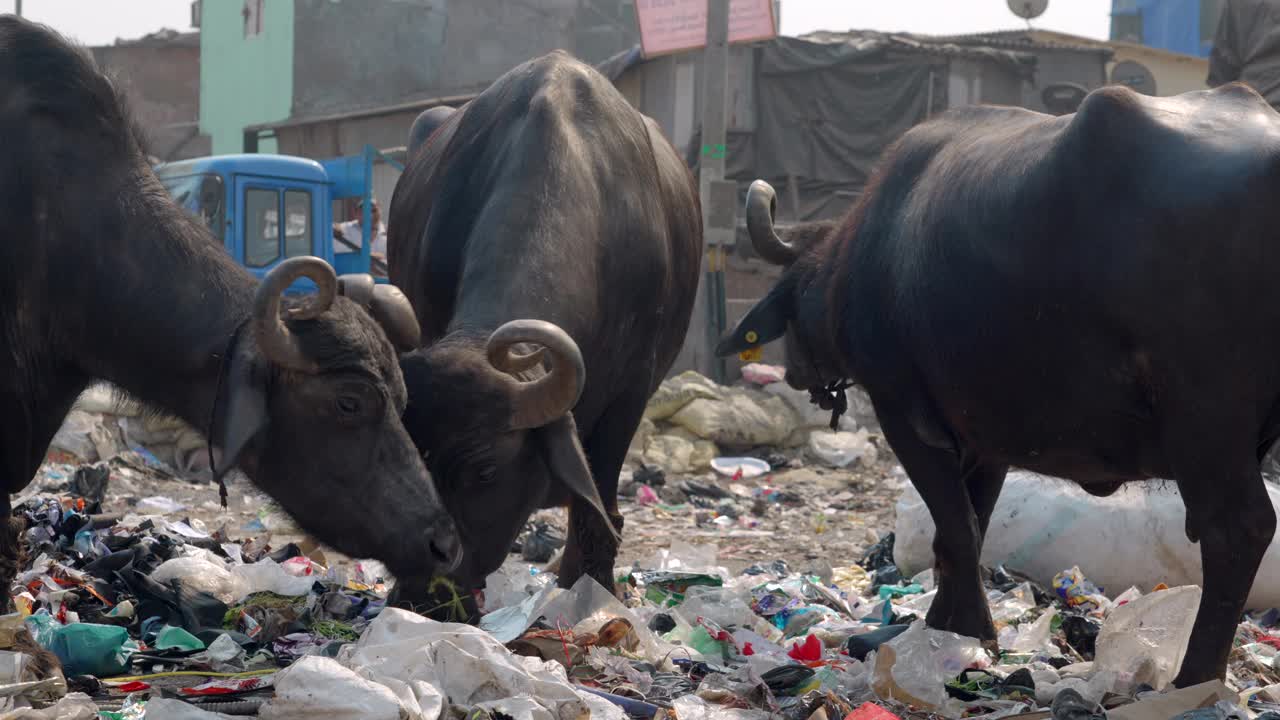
[1008,0,1049,20]
[1111,60,1158,96]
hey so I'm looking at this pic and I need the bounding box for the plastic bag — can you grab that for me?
[1095,585,1201,692]
[1000,608,1058,654]
[150,556,241,604]
[870,620,989,711]
[894,471,1280,610]
[44,622,134,677]
[2,692,99,719]
[989,583,1035,622]
[339,608,613,719]
[808,429,877,468]
[231,559,316,599]
[672,695,772,719]
[259,656,403,720]
[741,363,786,386]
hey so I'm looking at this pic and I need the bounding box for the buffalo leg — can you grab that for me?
[878,407,997,642]
[558,394,645,592]
[1171,450,1273,686]
[0,384,83,609]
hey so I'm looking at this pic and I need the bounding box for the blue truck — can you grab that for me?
[155,144,404,288]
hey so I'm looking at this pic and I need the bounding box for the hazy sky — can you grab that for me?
[0,0,1112,47]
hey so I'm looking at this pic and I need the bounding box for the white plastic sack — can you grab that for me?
[259,656,403,720]
[1095,585,1201,692]
[808,429,877,468]
[644,371,723,421]
[893,471,1280,609]
[47,411,102,462]
[670,391,795,448]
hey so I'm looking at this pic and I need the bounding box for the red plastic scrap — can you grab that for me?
[1258,634,1280,650]
[788,634,823,662]
[845,702,902,720]
[114,681,150,693]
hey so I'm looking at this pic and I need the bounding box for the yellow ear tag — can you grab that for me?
[739,346,763,362]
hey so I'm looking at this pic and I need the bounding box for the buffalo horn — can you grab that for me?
[337,275,423,352]
[746,179,797,265]
[369,284,422,351]
[253,257,337,373]
[486,320,584,430]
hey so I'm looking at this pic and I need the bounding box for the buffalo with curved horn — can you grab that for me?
[0,16,461,601]
[388,51,703,613]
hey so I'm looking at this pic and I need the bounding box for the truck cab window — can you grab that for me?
[284,190,311,259]
[245,188,280,268]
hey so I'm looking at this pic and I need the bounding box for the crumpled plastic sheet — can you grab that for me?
[260,607,628,720]
[142,698,239,719]
[868,620,990,711]
[0,692,98,719]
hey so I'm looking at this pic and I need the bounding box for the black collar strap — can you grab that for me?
[207,320,249,510]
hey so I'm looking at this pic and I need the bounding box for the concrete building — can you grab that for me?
[1111,0,1223,58]
[929,29,1208,100]
[92,29,208,162]
[198,0,640,161]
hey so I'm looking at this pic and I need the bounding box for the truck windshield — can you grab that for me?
[160,173,225,237]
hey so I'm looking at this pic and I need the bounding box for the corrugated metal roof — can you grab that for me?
[798,29,1040,70]
[910,29,1116,57]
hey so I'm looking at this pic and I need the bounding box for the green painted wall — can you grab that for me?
[199,0,295,155]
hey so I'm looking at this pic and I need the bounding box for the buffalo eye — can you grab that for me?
[477,466,498,485]
[336,394,362,416]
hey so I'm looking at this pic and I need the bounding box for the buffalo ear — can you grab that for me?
[211,346,269,482]
[715,281,793,357]
[538,415,621,543]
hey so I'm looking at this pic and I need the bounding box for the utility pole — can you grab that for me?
[14,0,21,17]
[699,0,734,384]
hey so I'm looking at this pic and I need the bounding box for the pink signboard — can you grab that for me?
[634,0,778,58]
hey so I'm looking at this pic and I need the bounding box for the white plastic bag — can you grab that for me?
[231,559,316,600]
[1095,585,1201,692]
[259,656,403,720]
[808,429,877,468]
[870,620,989,711]
[150,557,241,605]
[894,471,1280,609]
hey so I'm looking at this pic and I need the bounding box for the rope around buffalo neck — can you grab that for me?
[809,379,855,432]
[207,320,248,510]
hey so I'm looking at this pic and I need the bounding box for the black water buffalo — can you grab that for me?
[718,82,1280,686]
[388,50,702,604]
[0,16,462,595]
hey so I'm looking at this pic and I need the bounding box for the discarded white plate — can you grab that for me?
[710,456,770,479]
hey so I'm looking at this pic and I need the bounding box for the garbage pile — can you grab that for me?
[48,384,209,479]
[6,459,1280,720]
[632,368,879,475]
